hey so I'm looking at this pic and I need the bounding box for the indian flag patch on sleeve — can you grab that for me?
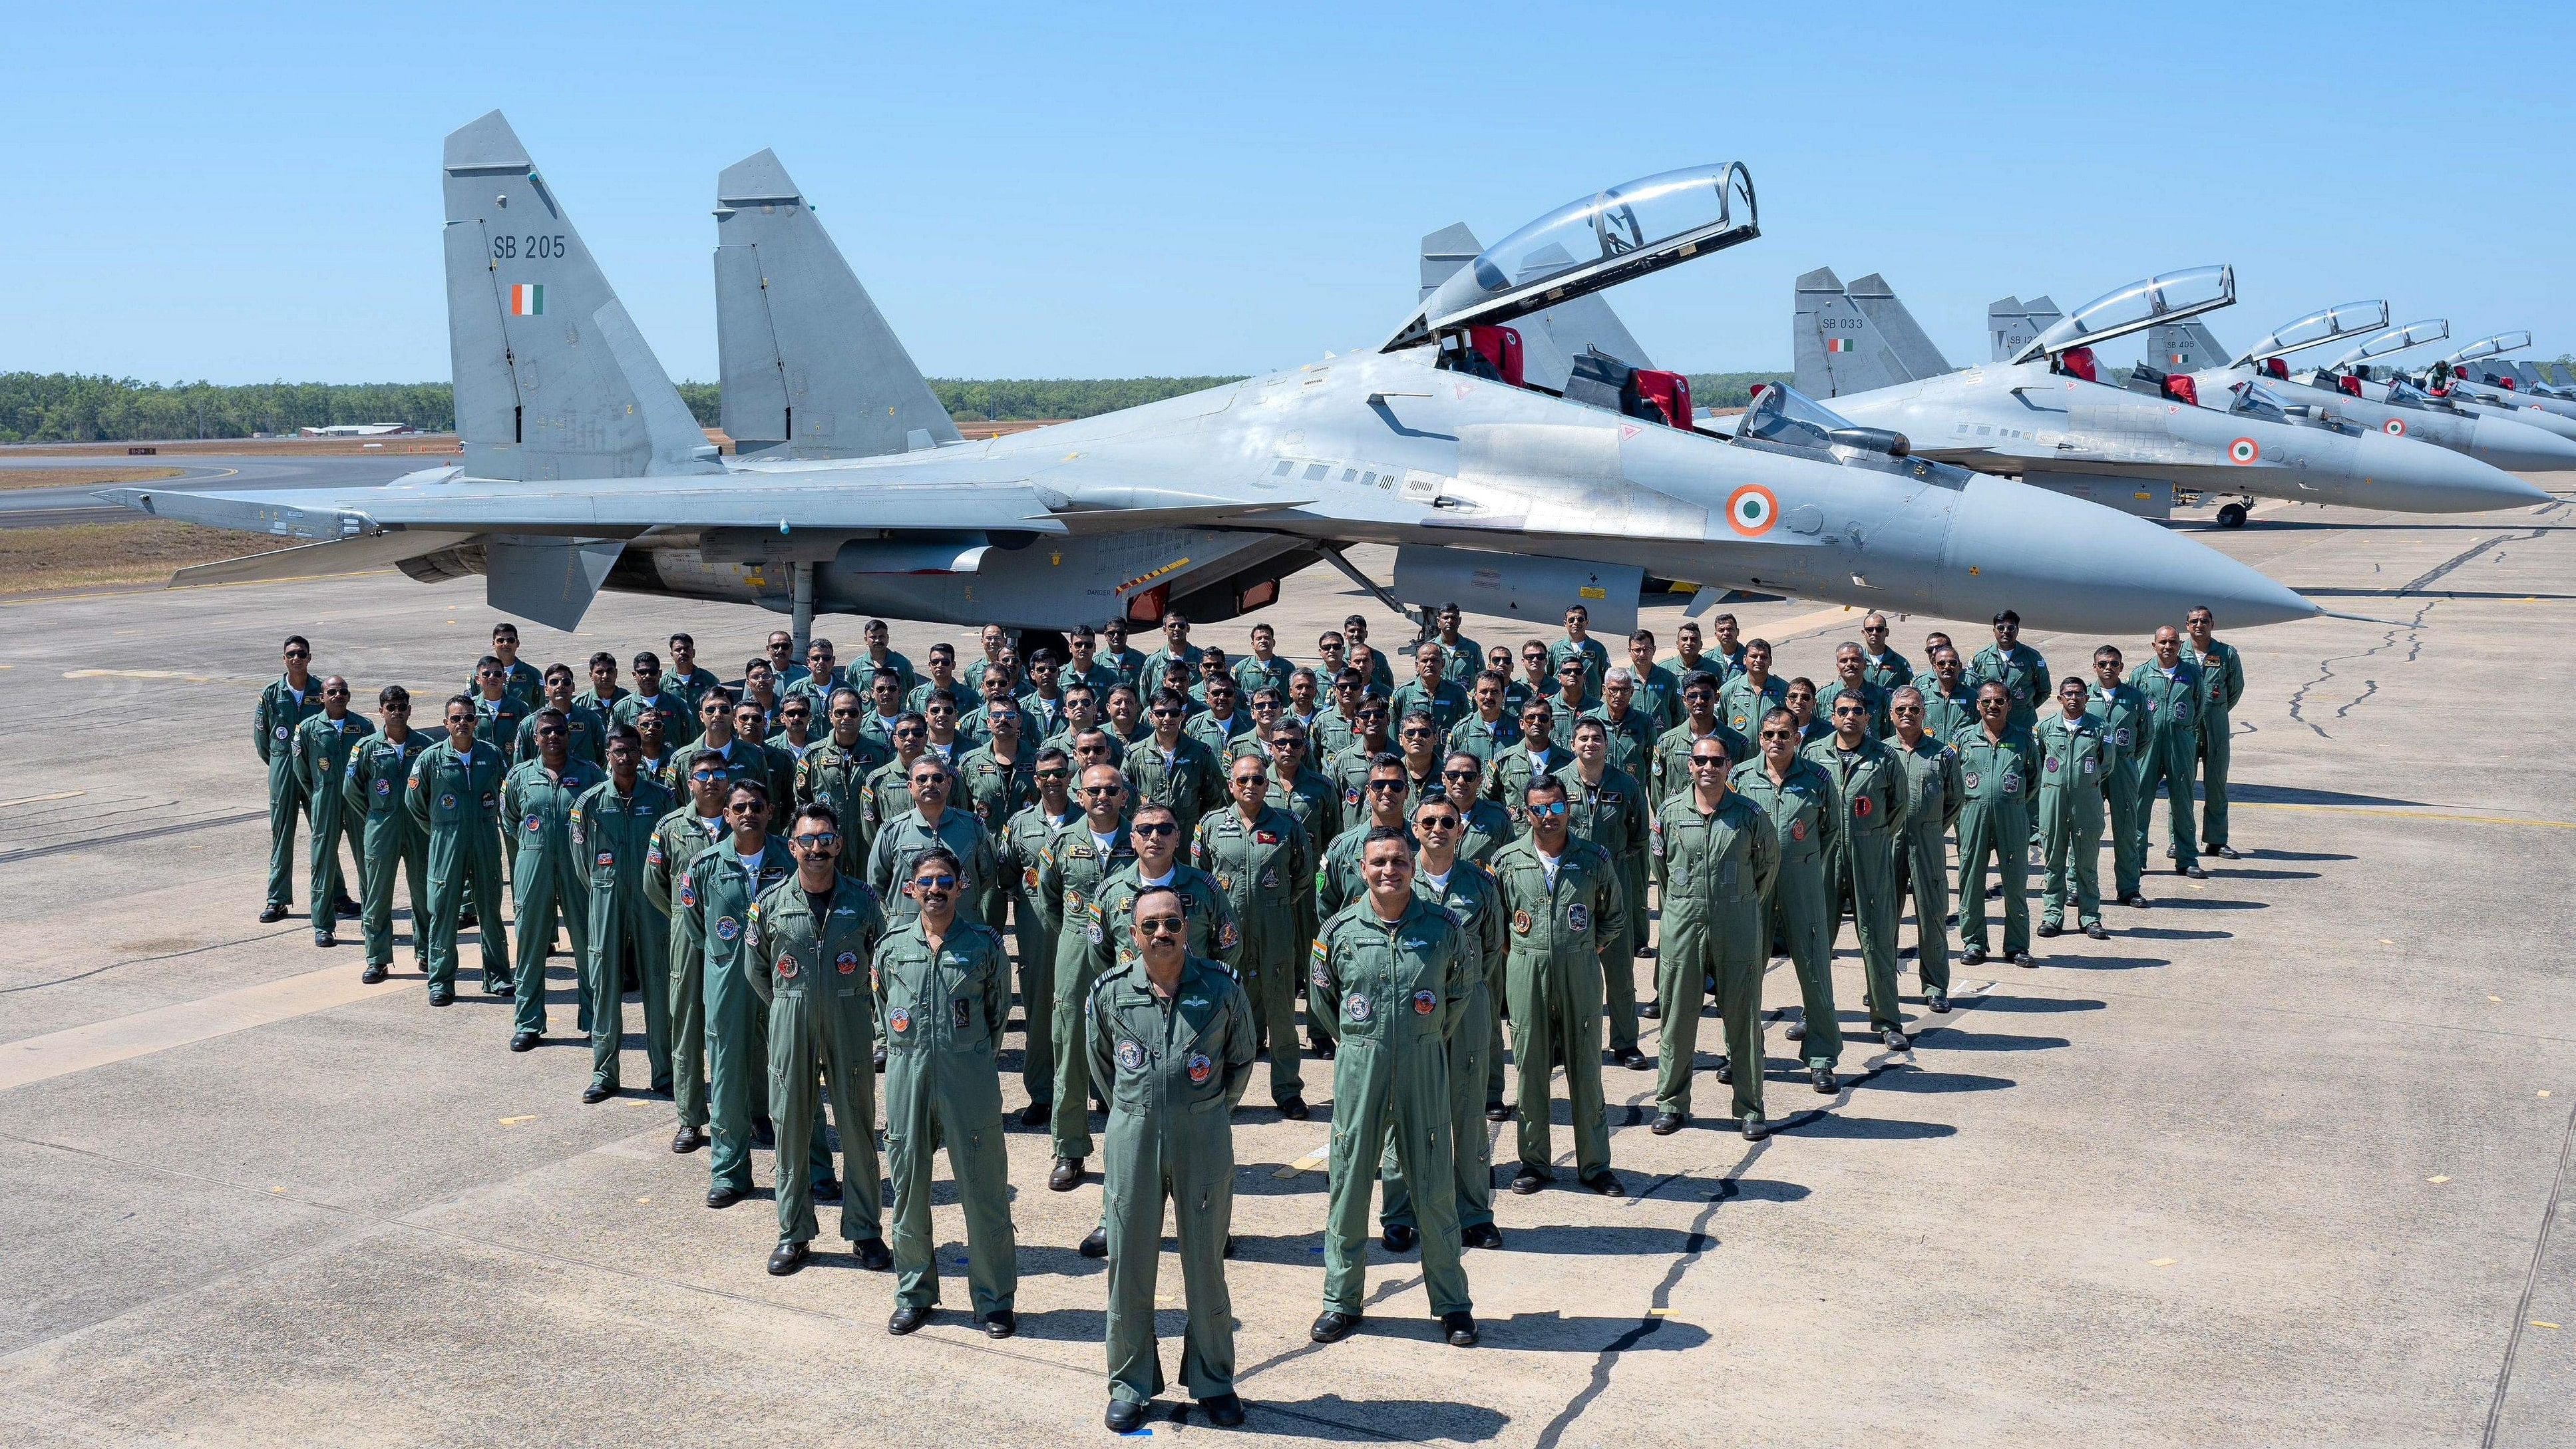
[508,283,545,316]
[1824,336,1853,353]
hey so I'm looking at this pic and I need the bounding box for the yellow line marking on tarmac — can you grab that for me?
[0,790,85,809]
[1272,1143,1331,1179]
[2533,1321,2561,1331]
[2149,1258,2177,1267]
[0,962,407,1092]
[2543,1090,2555,1099]
[498,1115,535,1126]
[63,668,215,682]
[1648,1307,1676,1317]
[2429,1175,2452,1184]
[2235,801,2576,829]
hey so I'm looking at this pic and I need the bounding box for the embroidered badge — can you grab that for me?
[715,916,739,941]
[1511,909,1531,934]
[952,998,972,1030]
[890,1008,912,1033]
[678,881,697,909]
[1854,796,1873,818]
[1413,988,1436,1016]
[1115,1039,1144,1071]
[1963,771,1982,791]
[594,851,614,868]
[440,793,457,809]
[1567,903,1590,934]
[1255,829,1280,845]
[1218,919,1239,950]
[1791,820,1808,842]
[836,951,858,974]
[374,779,391,797]
[1346,992,1373,1023]
[777,954,797,978]
[1186,1052,1213,1084]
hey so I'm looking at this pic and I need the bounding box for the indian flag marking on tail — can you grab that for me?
[1823,336,1854,353]
[508,283,545,316]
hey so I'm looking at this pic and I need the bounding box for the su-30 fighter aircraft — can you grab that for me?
[1789,266,2549,528]
[102,113,2317,636]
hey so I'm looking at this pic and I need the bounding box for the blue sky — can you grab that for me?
[5,3,2571,383]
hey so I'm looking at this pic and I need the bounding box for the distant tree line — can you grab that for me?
[4,369,1796,443]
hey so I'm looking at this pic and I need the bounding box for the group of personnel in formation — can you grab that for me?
[249,596,2246,1426]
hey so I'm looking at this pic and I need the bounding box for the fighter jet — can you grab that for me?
[2432,333,2576,420]
[2325,325,2576,447]
[98,114,2317,637]
[1792,266,2549,527]
[2139,303,2576,474]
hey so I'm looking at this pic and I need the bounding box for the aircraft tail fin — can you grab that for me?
[1988,296,2062,363]
[1843,273,1950,379]
[1419,224,1652,392]
[1793,267,1915,397]
[2145,318,2231,373]
[441,111,717,482]
[713,150,960,460]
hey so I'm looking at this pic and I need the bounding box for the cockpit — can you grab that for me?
[2232,300,2388,368]
[1730,382,1929,479]
[2016,266,2235,366]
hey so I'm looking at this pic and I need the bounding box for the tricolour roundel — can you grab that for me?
[2227,436,2259,465]
[1726,484,1779,537]
[2382,417,2406,437]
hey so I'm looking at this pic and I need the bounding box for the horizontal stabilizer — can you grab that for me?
[166,528,480,588]
[485,536,624,630]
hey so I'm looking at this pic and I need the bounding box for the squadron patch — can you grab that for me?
[480,792,497,811]
[777,954,797,978]
[835,951,859,975]
[274,725,289,740]
[890,1008,912,1034]
[1255,829,1280,845]
[953,998,972,1030]
[1022,866,1039,891]
[1412,988,1436,1016]
[374,779,391,797]
[1511,909,1532,935]
[1566,903,1590,934]
[678,881,697,909]
[1186,1052,1213,1084]
[1854,795,1873,818]
[715,916,740,941]
[594,851,614,869]
[1963,771,1982,791]
[2045,757,2059,773]
[1218,919,1239,950]
[647,843,664,867]
[1116,1039,1145,1072]
[1345,992,1373,1023]
[2002,774,2021,795]
[440,793,457,810]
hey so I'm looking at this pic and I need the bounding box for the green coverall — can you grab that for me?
[502,756,606,1037]
[408,738,512,994]
[1970,643,2051,739]
[2191,639,2245,853]
[1088,955,1255,1408]
[645,805,727,1131]
[747,875,886,1249]
[1651,790,1779,1120]
[1556,763,1650,1054]
[343,729,431,972]
[1716,675,1785,745]
[572,775,677,1093]
[254,674,324,913]
[797,735,894,871]
[1814,679,1891,740]
[1123,735,1226,839]
[293,712,373,923]
[958,743,1035,924]
[1035,825,1137,1161]
[679,841,829,1194]
[1954,731,2037,955]
[514,700,607,769]
[1380,862,1503,1235]
[1487,835,1629,1183]
[867,809,1001,928]
[1000,803,1077,1108]
[874,916,1018,1313]
[1803,735,1912,1034]
[1730,757,1840,1068]
[2086,682,2149,900]
[1482,744,1573,833]
[2035,710,2110,929]
[1193,803,1315,1104]
[2127,660,2204,872]
[1652,722,1751,807]
[1891,734,1962,995]
[1310,895,1474,1317]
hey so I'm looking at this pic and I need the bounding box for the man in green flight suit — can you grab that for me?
[1037,765,1137,1189]
[1652,671,1747,808]
[408,694,512,1006]
[1488,776,1629,1197]
[1483,698,1573,835]
[1559,718,1652,1070]
[2086,646,2151,907]
[875,848,1021,1337]
[745,802,892,1277]
[1307,827,1481,1351]
[292,675,373,946]
[1955,683,2039,966]
[795,688,894,875]
[1887,688,1964,1012]
[572,726,677,1102]
[1547,603,1612,699]
[2185,605,2247,861]
[468,655,533,771]
[1858,612,1914,696]
[1088,886,1256,1432]
[254,635,326,923]
[2034,676,2112,942]
[501,710,606,1051]
[1125,687,1227,840]
[1971,610,2050,739]
[1815,642,1893,741]
[2128,626,2207,881]
[1733,708,1843,1091]
[345,686,432,981]
[1389,640,1471,733]
[679,781,832,1209]
[997,746,1081,1126]
[1716,638,1786,744]
[867,757,1001,927]
[1073,802,1241,1252]
[1374,793,1507,1250]
[1652,735,1779,1138]
[517,662,607,768]
[645,758,732,1153]
[1803,688,1913,1049]
[1193,751,1317,1118]
[1914,647,1981,743]
[481,621,544,708]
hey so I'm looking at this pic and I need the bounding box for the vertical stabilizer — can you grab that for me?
[1845,274,1951,379]
[1988,296,2062,363]
[2145,318,2232,372]
[1793,267,1914,397]
[442,110,717,481]
[714,150,962,460]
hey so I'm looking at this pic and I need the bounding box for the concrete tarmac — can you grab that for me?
[1,495,2571,1446]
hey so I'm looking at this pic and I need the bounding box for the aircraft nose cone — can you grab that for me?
[2467,414,2576,475]
[2357,428,2553,512]
[1941,475,2316,631]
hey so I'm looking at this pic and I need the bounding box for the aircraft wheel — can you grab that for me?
[2216,502,2249,528]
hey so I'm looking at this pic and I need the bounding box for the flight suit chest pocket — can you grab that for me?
[1171,1004,1228,1111]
